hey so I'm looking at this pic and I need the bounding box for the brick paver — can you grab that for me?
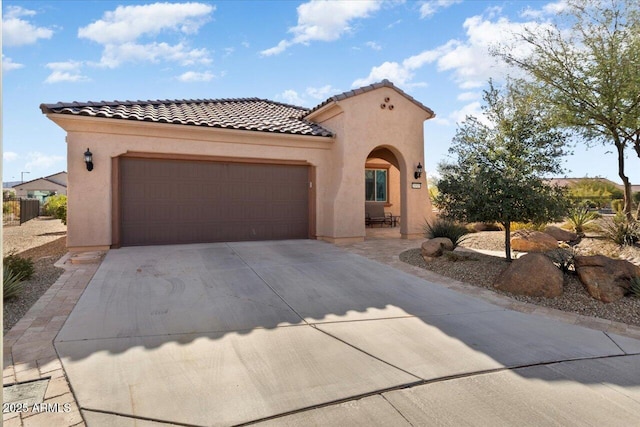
[3,253,100,427]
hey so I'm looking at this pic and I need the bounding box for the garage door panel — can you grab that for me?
[120,158,309,246]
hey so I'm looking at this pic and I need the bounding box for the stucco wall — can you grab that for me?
[48,84,434,249]
[311,86,434,240]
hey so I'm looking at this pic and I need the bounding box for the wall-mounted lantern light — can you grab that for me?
[84,148,94,171]
[414,162,423,179]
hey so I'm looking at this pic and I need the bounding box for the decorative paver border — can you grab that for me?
[3,253,102,427]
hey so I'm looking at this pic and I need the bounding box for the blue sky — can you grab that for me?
[3,0,639,185]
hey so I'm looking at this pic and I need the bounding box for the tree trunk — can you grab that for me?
[504,221,512,262]
[614,139,633,221]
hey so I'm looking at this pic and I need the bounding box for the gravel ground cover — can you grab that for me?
[3,217,68,332]
[3,216,67,256]
[400,230,640,327]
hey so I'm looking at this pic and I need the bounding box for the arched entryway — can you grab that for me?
[365,146,404,238]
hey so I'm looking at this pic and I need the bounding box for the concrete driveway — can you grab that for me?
[55,240,640,426]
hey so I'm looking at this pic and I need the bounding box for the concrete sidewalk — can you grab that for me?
[4,239,640,426]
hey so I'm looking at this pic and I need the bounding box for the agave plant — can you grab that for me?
[566,206,600,236]
[423,219,470,248]
[3,267,24,299]
[630,277,640,298]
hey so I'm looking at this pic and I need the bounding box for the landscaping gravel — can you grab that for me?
[400,231,640,328]
[3,218,67,333]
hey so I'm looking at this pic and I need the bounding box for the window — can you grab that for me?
[365,169,387,202]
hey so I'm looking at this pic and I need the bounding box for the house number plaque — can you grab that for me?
[411,182,421,189]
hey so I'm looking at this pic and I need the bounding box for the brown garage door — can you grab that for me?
[119,158,310,246]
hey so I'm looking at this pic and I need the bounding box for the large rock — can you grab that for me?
[574,255,640,303]
[510,230,558,252]
[421,238,454,260]
[544,226,578,242]
[494,253,563,298]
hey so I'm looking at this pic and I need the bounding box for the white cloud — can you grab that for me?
[353,9,547,91]
[2,6,54,47]
[365,41,382,50]
[277,89,306,106]
[177,71,215,82]
[306,85,339,100]
[261,0,381,56]
[24,152,65,171]
[78,2,214,44]
[241,41,250,48]
[387,19,402,29]
[3,152,19,162]
[98,42,211,68]
[44,61,90,84]
[352,61,415,87]
[276,85,341,106]
[419,0,462,19]
[447,101,493,126]
[78,2,214,68]
[521,0,569,19]
[457,91,481,101]
[2,55,24,72]
[223,47,235,57]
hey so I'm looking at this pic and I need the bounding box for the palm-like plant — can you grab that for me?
[567,206,600,236]
[3,267,24,299]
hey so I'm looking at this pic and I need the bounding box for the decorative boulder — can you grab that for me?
[544,226,578,242]
[574,255,640,303]
[421,238,454,260]
[510,230,558,252]
[494,253,563,298]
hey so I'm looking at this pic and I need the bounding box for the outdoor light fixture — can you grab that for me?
[414,162,423,179]
[84,148,93,171]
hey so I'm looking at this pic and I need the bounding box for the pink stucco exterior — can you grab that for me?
[44,83,435,250]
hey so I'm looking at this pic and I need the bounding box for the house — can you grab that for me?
[40,80,436,251]
[11,172,67,203]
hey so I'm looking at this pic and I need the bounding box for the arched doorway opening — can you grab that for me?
[364,146,403,238]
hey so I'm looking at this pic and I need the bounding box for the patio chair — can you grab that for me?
[365,202,393,227]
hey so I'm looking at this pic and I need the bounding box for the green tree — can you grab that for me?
[494,0,640,220]
[436,81,569,261]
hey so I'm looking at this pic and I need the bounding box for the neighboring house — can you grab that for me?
[40,80,436,251]
[11,172,68,204]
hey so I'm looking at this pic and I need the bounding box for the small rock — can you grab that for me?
[544,226,578,242]
[574,255,640,303]
[494,253,564,298]
[510,230,558,252]
[421,238,454,260]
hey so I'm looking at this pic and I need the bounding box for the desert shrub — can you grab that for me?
[424,219,470,248]
[630,277,640,298]
[3,267,24,299]
[3,251,35,280]
[546,247,576,274]
[611,199,624,213]
[44,195,67,224]
[600,214,640,246]
[566,206,600,236]
[3,200,19,215]
[510,222,546,232]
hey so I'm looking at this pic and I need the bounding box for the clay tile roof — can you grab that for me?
[40,98,334,137]
[306,79,435,118]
